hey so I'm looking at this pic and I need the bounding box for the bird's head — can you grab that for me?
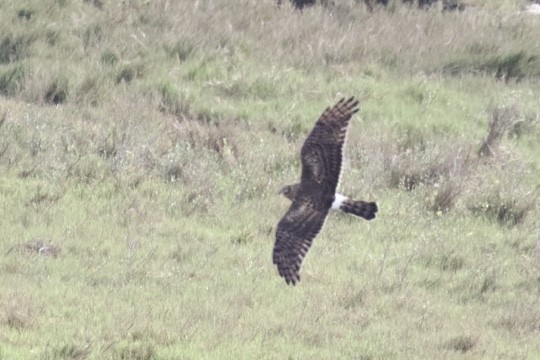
[279,183,300,201]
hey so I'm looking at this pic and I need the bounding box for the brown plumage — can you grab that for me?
[273,97,378,285]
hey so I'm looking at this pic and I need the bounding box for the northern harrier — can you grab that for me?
[273,97,378,285]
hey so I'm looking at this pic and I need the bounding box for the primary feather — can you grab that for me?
[274,97,376,285]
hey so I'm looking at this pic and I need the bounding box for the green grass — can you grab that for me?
[1,0,540,358]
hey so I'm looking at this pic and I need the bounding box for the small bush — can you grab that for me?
[469,193,534,227]
[171,118,239,161]
[166,39,194,61]
[444,51,540,82]
[386,135,469,193]
[479,272,497,295]
[249,77,277,100]
[230,229,254,245]
[83,0,103,9]
[0,65,25,97]
[17,9,35,20]
[101,50,119,65]
[116,67,135,84]
[439,253,465,272]
[45,29,61,46]
[51,343,91,359]
[508,112,538,140]
[27,239,61,257]
[45,77,69,104]
[445,335,476,353]
[118,341,156,360]
[4,299,34,331]
[158,81,190,116]
[82,24,103,50]
[487,51,538,83]
[97,129,123,159]
[479,104,520,157]
[0,34,31,64]
[165,164,183,182]
[340,289,365,309]
[6,309,29,330]
[431,181,463,214]
[77,77,102,106]
[117,64,144,84]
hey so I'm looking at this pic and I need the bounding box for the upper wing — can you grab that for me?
[300,97,359,196]
[273,200,329,285]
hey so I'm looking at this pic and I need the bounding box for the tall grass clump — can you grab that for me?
[0,33,32,64]
[0,65,25,97]
[157,81,190,117]
[479,104,520,157]
[44,76,69,104]
[165,39,195,62]
[443,50,540,81]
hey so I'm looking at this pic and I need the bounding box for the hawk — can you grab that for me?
[273,97,378,285]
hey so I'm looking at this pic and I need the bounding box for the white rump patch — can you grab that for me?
[331,194,347,209]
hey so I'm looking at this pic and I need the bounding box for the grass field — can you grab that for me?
[1,0,540,358]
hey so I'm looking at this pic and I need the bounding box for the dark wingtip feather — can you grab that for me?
[289,273,299,286]
[348,97,359,109]
[342,96,359,114]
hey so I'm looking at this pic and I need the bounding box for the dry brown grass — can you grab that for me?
[355,98,538,224]
[6,239,61,258]
[1,0,539,109]
[479,104,521,157]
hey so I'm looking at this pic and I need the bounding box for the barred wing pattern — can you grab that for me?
[300,97,359,196]
[273,202,329,285]
[273,97,359,285]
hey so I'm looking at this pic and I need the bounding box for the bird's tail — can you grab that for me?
[340,199,378,220]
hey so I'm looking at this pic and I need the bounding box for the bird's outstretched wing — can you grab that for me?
[273,200,329,285]
[273,97,359,285]
[299,97,359,197]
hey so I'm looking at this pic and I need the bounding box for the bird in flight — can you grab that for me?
[273,97,378,285]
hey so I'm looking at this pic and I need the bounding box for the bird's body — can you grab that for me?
[273,97,378,285]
